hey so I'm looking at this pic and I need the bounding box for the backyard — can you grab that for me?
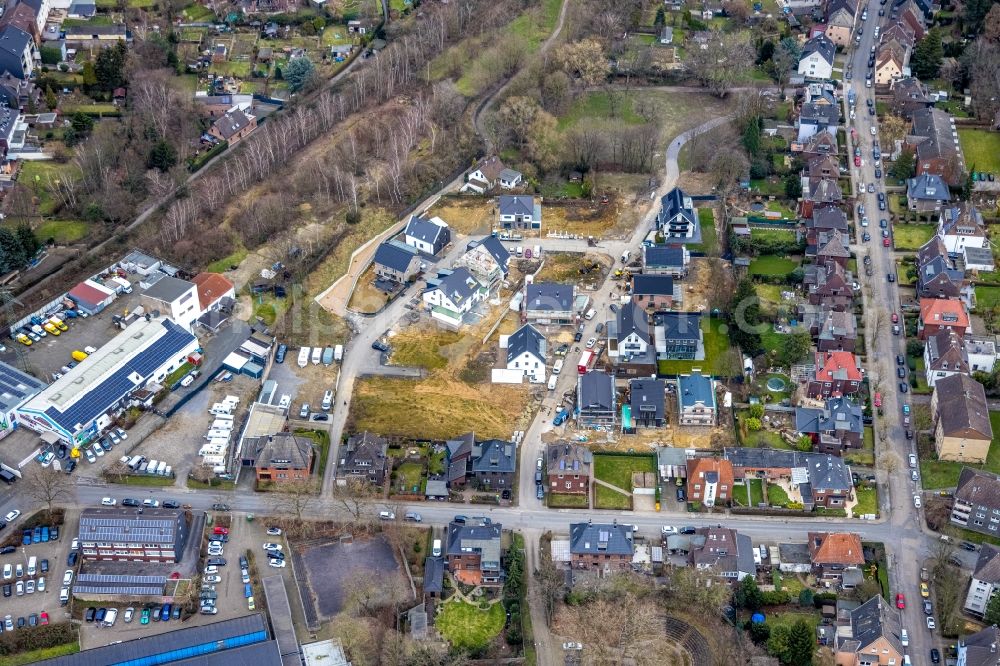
[958,128,1000,175]
[749,255,798,277]
[656,317,734,375]
[435,599,506,651]
[976,285,1000,312]
[919,411,1000,489]
[690,207,718,254]
[892,224,936,251]
[852,485,877,517]
[593,453,656,510]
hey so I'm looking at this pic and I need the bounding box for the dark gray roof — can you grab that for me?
[373,241,418,273]
[643,245,686,268]
[423,557,445,594]
[405,215,449,245]
[0,26,31,67]
[689,527,753,575]
[546,442,592,474]
[78,508,181,545]
[935,374,991,440]
[678,372,714,410]
[617,300,649,341]
[794,396,863,436]
[960,625,1000,666]
[579,371,615,411]
[36,614,274,666]
[471,439,516,474]
[142,275,195,303]
[723,448,853,492]
[63,24,128,37]
[801,34,835,65]
[629,379,665,421]
[425,267,481,305]
[0,361,46,413]
[498,168,522,182]
[570,522,634,556]
[849,596,903,654]
[466,236,510,274]
[940,203,985,237]
[956,468,1000,510]
[800,101,840,127]
[446,518,502,568]
[507,324,546,365]
[972,544,1000,584]
[526,282,574,312]
[907,173,951,201]
[340,431,387,470]
[657,312,702,342]
[810,207,848,231]
[498,195,534,217]
[247,432,314,470]
[631,274,674,296]
[211,108,253,141]
[965,246,995,267]
[657,187,696,228]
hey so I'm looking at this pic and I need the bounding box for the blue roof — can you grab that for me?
[373,241,418,273]
[906,173,951,201]
[42,320,195,434]
[0,361,45,413]
[678,372,715,410]
[526,282,574,312]
[644,246,686,268]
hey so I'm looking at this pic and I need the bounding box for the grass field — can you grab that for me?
[959,128,1000,175]
[548,493,589,508]
[920,411,1000,489]
[845,427,875,466]
[181,3,216,21]
[893,224,936,251]
[754,283,785,317]
[593,453,656,505]
[853,485,877,517]
[751,228,798,244]
[33,220,89,244]
[749,254,797,277]
[690,207,718,254]
[977,286,1000,311]
[747,478,764,506]
[425,198,494,235]
[388,327,462,370]
[206,247,247,274]
[108,474,176,487]
[594,485,631,510]
[656,317,733,375]
[393,462,424,493]
[19,161,81,216]
[556,91,644,131]
[767,483,790,506]
[436,599,505,651]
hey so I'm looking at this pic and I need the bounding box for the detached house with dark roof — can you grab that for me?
[0,26,33,79]
[208,107,257,146]
[923,328,970,387]
[688,526,755,581]
[404,215,451,255]
[246,432,315,485]
[795,396,864,455]
[797,102,840,143]
[656,187,698,241]
[642,245,690,277]
[445,434,519,489]
[834,595,904,666]
[964,544,1000,617]
[497,195,540,230]
[939,203,987,254]
[608,301,656,376]
[824,0,856,47]
[372,241,421,284]
[956,624,1000,665]
[909,107,965,187]
[446,517,504,587]
[932,374,992,463]
[524,282,575,326]
[916,236,970,302]
[630,274,674,311]
[953,468,1000,537]
[546,443,592,494]
[892,77,934,118]
[906,173,951,214]
[815,309,857,352]
[798,34,836,80]
[505,323,546,384]
[454,236,509,291]
[578,371,616,427]
[629,378,665,428]
[569,521,634,574]
[337,431,389,487]
[422,267,486,329]
[655,312,703,360]
[677,372,716,426]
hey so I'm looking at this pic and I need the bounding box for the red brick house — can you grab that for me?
[569,521,634,574]
[545,443,592,494]
[686,457,734,507]
[919,297,971,340]
[246,433,315,485]
[808,350,862,398]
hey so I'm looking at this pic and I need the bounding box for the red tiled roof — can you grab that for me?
[814,351,862,382]
[68,280,112,307]
[920,298,969,329]
[192,272,235,311]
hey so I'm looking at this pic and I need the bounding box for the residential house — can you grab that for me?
[798,102,840,143]
[208,107,257,146]
[140,276,200,332]
[191,273,236,314]
[372,241,421,284]
[795,396,864,455]
[685,456,734,507]
[498,168,523,190]
[454,236,510,291]
[963,544,1000,617]
[194,93,253,118]
[469,439,517,488]
[824,0,857,47]
[677,372,716,426]
[445,432,474,488]
[62,23,128,48]
[916,237,970,302]
[609,300,656,375]
[881,20,916,53]
[0,105,19,160]
[422,267,486,329]
[0,72,37,110]
[806,207,849,248]
[834,595,904,666]
[630,274,675,311]
[897,0,926,39]
[891,77,933,118]
[688,526,755,581]
[873,46,903,86]
[654,311,702,360]
[807,532,865,583]
[245,432,314,485]
[445,518,503,587]
[918,297,970,340]
[642,245,690,277]
[909,107,965,187]
[0,3,40,45]
[923,328,970,387]
[497,195,541,230]
[404,215,451,255]
[956,625,1000,665]
[799,130,838,161]
[805,261,854,311]
[952,468,1000,537]
[461,156,505,193]
[629,378,666,428]
[808,350,862,398]
[78,508,188,564]
[505,323,546,384]
[336,431,389,486]
[0,26,33,79]
[816,309,857,352]
[798,34,836,80]
[967,335,999,374]
[939,203,987,254]
[524,282,575,326]
[906,173,951,214]
[802,179,843,218]
[656,187,698,241]
[569,521,634,574]
[578,371,616,427]
[807,154,841,182]
[725,447,855,509]
[546,443,592,495]
[931,374,992,463]
[659,26,673,44]
[813,230,852,268]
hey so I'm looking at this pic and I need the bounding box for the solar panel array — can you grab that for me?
[77,574,167,584]
[46,320,196,431]
[79,511,179,544]
[72,585,164,597]
[0,363,45,413]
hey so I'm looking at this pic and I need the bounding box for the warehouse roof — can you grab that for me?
[0,361,46,414]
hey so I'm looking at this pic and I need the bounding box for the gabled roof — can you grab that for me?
[959,624,1000,666]
[617,300,649,341]
[466,236,511,274]
[446,518,502,567]
[678,372,714,410]
[917,235,948,265]
[498,168,522,182]
[546,442,592,476]
[570,522,634,556]
[425,267,482,305]
[818,310,857,342]
[405,215,449,245]
[800,102,840,127]
[471,439,516,474]
[507,323,546,365]
[191,272,235,311]
[248,432,314,470]
[808,532,864,566]
[848,595,903,654]
[817,230,851,258]
[910,107,961,164]
[68,280,114,307]
[689,527,754,576]
[0,26,31,66]
[956,468,1000,510]
[473,155,505,182]
[723,448,854,492]
[807,178,843,203]
[631,274,674,296]
[810,207,848,232]
[919,297,969,329]
[373,241,419,273]
[972,544,1000,584]
[629,379,665,420]
[579,371,615,411]
[801,34,835,65]
[907,173,951,201]
[658,187,696,227]
[940,203,985,237]
[211,108,254,140]
[657,311,701,341]
[892,76,931,105]
[498,195,535,217]
[795,396,863,435]
[341,431,388,468]
[643,246,687,268]
[526,282,574,312]
[814,350,862,382]
[925,328,969,374]
[934,374,991,440]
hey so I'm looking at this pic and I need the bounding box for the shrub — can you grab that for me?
[760,590,791,606]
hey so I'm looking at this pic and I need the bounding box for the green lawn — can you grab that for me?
[893,224,936,251]
[593,454,656,491]
[689,207,718,254]
[749,255,798,277]
[920,411,1000,489]
[976,286,1000,311]
[206,247,248,273]
[33,220,90,244]
[751,228,798,244]
[594,485,631,510]
[747,478,764,506]
[435,599,505,651]
[846,427,875,466]
[959,128,1000,175]
[108,474,176,487]
[181,3,216,21]
[557,91,644,131]
[852,485,877,517]
[548,493,589,508]
[61,103,120,116]
[656,317,733,375]
[767,483,790,506]
[18,161,82,216]
[767,611,821,633]
[393,462,424,493]
[755,283,785,317]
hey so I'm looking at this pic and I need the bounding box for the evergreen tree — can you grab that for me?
[742,117,761,156]
[0,228,27,272]
[15,224,38,259]
[44,85,57,110]
[736,573,764,610]
[729,278,763,356]
[655,6,666,25]
[147,140,178,172]
[985,591,1000,626]
[95,41,128,91]
[786,619,815,665]
[912,28,943,79]
[284,57,315,93]
[890,150,915,181]
[784,173,802,198]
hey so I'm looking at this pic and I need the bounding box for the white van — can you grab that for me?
[321,390,334,411]
[27,557,35,577]
[206,429,231,440]
[553,359,564,375]
[311,347,322,365]
[547,375,558,391]
[156,461,167,476]
[584,308,597,320]
[297,347,310,368]
[59,587,69,605]
[515,246,523,257]
[432,539,442,557]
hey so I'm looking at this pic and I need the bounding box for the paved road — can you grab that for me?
[842,7,939,661]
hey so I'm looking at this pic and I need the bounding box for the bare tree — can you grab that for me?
[266,479,320,525]
[102,461,131,483]
[330,479,377,522]
[22,467,72,518]
[685,30,755,97]
[535,557,565,627]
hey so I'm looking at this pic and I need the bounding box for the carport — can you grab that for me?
[261,575,300,666]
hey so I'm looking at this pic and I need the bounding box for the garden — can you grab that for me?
[959,128,1000,176]
[892,224,936,252]
[656,317,734,376]
[749,255,798,278]
[434,598,506,651]
[592,453,656,510]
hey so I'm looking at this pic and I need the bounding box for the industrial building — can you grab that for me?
[0,360,47,441]
[15,317,199,445]
[78,507,189,563]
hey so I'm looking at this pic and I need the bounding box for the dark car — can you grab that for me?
[32,527,41,543]
[28,614,37,627]
[0,546,12,555]
[680,526,696,535]
[931,648,941,663]
[161,604,171,622]
[162,500,180,509]
[85,607,96,622]
[50,526,58,541]
[40,559,48,573]
[875,167,882,178]
[906,429,913,440]
[172,605,181,620]
[453,515,468,524]
[879,200,886,210]
[536,484,544,500]
[573,331,583,342]
[56,444,67,459]
[95,608,106,623]
[899,382,909,393]
[961,542,978,552]
[897,367,906,378]
[212,503,230,512]
[896,355,904,365]
[275,344,288,363]
[887,273,895,283]
[67,551,78,567]
[862,232,871,242]
[2,584,10,598]
[64,459,76,475]
[207,557,227,566]
[121,498,140,507]
[676,487,686,502]
[268,550,285,560]
[151,605,161,622]
[21,530,30,545]
[239,555,249,569]
[371,341,390,353]
[16,617,24,628]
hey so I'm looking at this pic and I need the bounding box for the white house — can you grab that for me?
[498,195,541,230]
[498,168,523,189]
[611,300,649,359]
[798,35,836,81]
[939,204,987,254]
[967,336,999,374]
[505,323,546,383]
[453,236,510,291]
[139,276,201,333]
[461,156,505,194]
[422,267,486,329]
[404,215,451,255]
[964,544,1000,617]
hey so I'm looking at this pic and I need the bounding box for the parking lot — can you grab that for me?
[267,353,340,421]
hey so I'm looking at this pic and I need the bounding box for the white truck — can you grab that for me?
[334,345,344,362]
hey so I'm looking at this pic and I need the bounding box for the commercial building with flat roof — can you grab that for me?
[0,360,46,441]
[16,317,199,445]
[78,507,189,563]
